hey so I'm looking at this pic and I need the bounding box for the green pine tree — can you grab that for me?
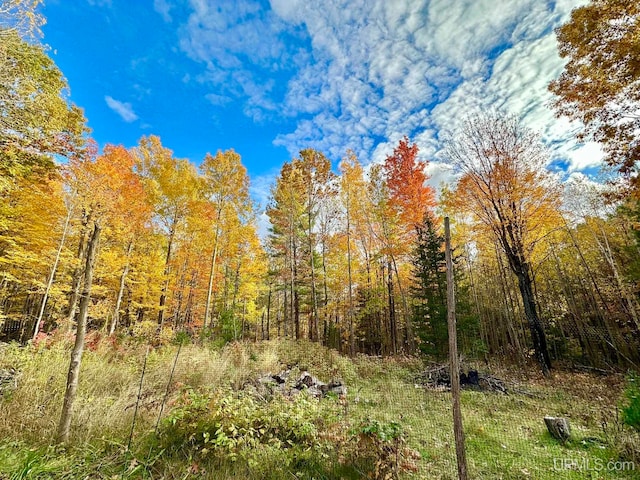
[411,215,482,358]
[411,216,448,357]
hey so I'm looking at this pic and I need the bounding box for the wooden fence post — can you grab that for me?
[445,217,468,480]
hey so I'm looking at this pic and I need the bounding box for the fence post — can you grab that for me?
[445,216,468,480]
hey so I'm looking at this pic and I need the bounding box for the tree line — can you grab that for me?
[2,0,640,378]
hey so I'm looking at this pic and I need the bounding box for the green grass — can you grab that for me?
[0,338,638,479]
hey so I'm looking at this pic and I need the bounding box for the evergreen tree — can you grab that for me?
[411,215,482,358]
[411,215,448,357]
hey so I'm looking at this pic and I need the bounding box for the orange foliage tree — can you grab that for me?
[446,113,562,375]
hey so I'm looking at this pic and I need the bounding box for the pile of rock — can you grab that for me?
[253,370,346,399]
[294,371,347,398]
[0,367,19,396]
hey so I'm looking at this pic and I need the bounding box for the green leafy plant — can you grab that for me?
[622,374,640,432]
[348,420,420,480]
[158,387,334,467]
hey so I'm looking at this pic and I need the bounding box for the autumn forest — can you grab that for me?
[3,40,640,372]
[1,1,640,479]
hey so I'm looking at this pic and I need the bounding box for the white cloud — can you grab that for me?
[87,0,112,7]
[105,96,139,123]
[426,161,456,196]
[270,1,590,167]
[177,0,598,173]
[179,0,294,121]
[564,142,605,173]
[205,93,232,107]
[154,0,173,22]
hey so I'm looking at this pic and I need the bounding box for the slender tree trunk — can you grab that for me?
[387,260,397,355]
[346,203,355,356]
[33,205,73,340]
[283,288,289,338]
[231,259,241,315]
[66,212,91,330]
[495,245,523,357]
[294,286,300,340]
[321,237,329,344]
[292,233,300,339]
[172,256,189,328]
[308,212,319,341]
[158,225,175,326]
[463,244,485,355]
[204,219,221,329]
[280,289,285,338]
[222,263,230,311]
[184,269,198,327]
[596,224,640,332]
[390,253,414,353]
[266,284,271,340]
[241,300,246,340]
[109,240,133,336]
[57,222,101,443]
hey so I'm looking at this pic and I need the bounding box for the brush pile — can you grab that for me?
[416,364,508,394]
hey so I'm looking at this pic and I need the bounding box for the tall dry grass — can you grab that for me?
[0,337,286,446]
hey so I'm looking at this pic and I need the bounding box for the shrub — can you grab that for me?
[158,387,334,466]
[131,321,174,345]
[347,420,420,480]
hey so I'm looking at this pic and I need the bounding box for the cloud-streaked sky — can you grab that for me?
[43,0,599,206]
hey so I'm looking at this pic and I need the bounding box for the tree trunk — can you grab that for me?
[292,234,300,339]
[204,218,221,329]
[283,288,289,338]
[33,205,73,340]
[241,300,246,340]
[321,237,329,344]
[346,203,355,356]
[308,212,319,341]
[65,212,91,330]
[516,267,551,375]
[231,259,241,315]
[109,240,133,336]
[158,225,175,326]
[495,245,524,357]
[390,254,414,354]
[387,260,397,355]
[184,269,198,327]
[266,284,271,340]
[57,221,101,443]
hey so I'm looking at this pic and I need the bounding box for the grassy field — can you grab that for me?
[0,336,638,479]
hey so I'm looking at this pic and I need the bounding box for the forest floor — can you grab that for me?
[0,336,638,479]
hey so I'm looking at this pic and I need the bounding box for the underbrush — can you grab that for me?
[0,337,638,479]
[156,387,333,472]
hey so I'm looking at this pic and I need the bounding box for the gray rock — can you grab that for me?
[0,368,19,396]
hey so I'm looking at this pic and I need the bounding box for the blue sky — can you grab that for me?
[42,0,599,207]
